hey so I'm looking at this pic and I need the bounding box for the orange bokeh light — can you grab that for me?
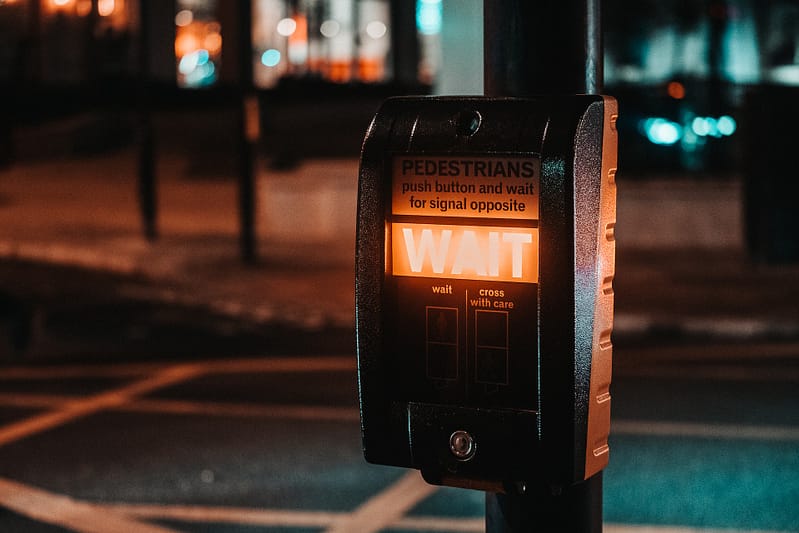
[175,31,200,57]
[203,31,222,54]
[667,81,686,99]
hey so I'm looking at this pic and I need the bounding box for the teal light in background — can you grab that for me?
[184,61,216,87]
[717,115,737,136]
[179,49,210,75]
[642,114,735,148]
[643,118,683,146]
[691,116,715,137]
[179,49,216,87]
[416,0,443,35]
[691,116,737,138]
[261,49,281,68]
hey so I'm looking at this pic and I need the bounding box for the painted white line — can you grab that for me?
[616,366,799,382]
[115,502,486,532]
[0,393,76,409]
[0,477,180,533]
[614,313,799,340]
[0,363,163,380]
[324,470,439,533]
[0,355,355,381]
[0,394,361,422]
[397,519,793,533]
[0,242,138,276]
[123,399,361,422]
[0,354,356,449]
[98,502,798,533]
[683,318,799,339]
[395,515,484,531]
[0,364,202,447]
[2,391,798,444]
[110,503,345,527]
[613,419,799,442]
[621,341,799,363]
[198,355,356,374]
[605,525,795,533]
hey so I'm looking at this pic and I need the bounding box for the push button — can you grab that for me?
[449,430,476,461]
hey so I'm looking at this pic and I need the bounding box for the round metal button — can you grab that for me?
[449,430,476,461]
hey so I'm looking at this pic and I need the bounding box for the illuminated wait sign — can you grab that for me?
[392,223,538,283]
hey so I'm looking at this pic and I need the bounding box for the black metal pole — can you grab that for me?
[86,0,99,83]
[237,0,257,263]
[483,0,602,96]
[26,0,41,83]
[390,0,420,89]
[483,0,604,531]
[486,473,603,532]
[137,0,157,241]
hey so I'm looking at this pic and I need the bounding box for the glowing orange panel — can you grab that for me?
[392,223,538,283]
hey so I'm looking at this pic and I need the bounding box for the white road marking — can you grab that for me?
[395,515,484,531]
[0,393,77,409]
[0,364,158,380]
[0,355,355,380]
[87,500,799,533]
[324,470,439,533]
[126,398,362,421]
[0,355,796,533]
[0,477,180,533]
[613,419,799,442]
[1,391,797,443]
[614,313,799,341]
[0,356,356,448]
[605,526,794,533]
[109,503,346,527]
[0,364,202,447]
[617,366,799,382]
[0,393,362,421]
[114,502,486,531]
[0,477,791,533]
[197,355,356,374]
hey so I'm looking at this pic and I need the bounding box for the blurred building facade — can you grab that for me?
[1,0,798,171]
[603,0,799,173]
[2,0,796,87]
[0,0,435,88]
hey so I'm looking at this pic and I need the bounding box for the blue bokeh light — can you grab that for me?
[644,118,683,145]
[717,115,737,136]
[416,0,442,35]
[261,49,281,68]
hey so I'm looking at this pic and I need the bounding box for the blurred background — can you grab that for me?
[1,0,798,170]
[0,1,798,532]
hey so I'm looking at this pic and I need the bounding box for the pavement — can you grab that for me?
[1,147,799,341]
[2,148,799,532]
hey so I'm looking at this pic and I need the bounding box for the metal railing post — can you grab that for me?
[237,0,257,263]
[137,0,157,241]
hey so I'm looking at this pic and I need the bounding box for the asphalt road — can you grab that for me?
[0,261,797,532]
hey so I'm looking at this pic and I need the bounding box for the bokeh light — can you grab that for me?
[261,49,281,68]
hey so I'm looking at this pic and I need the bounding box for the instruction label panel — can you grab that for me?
[392,156,540,220]
[388,154,540,409]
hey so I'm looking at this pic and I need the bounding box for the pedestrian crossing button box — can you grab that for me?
[356,95,618,492]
